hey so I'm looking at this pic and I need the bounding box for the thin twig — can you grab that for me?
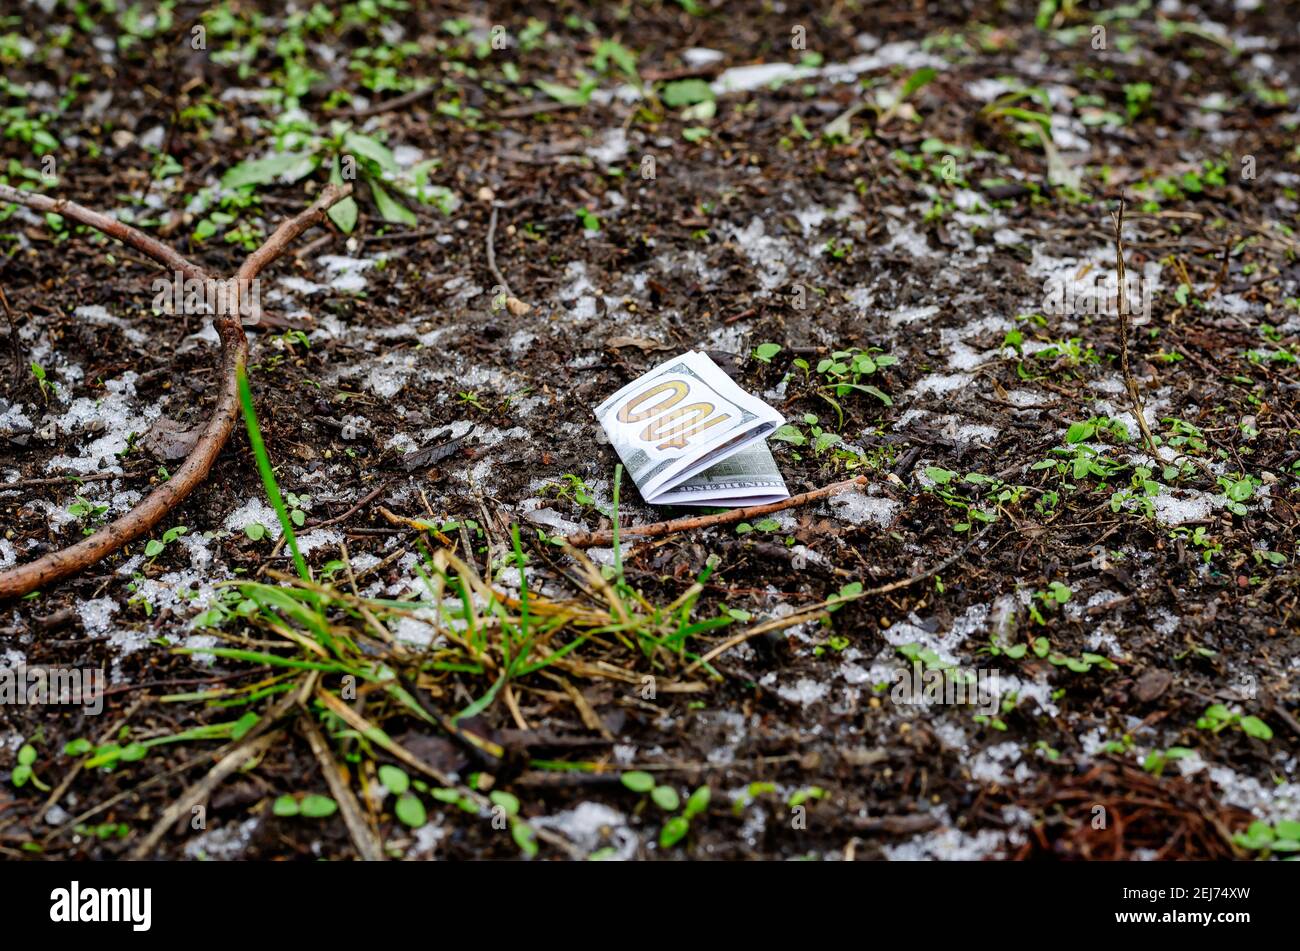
[300,709,385,861]
[130,686,301,858]
[684,528,1003,675]
[340,83,436,120]
[564,475,872,548]
[35,697,145,824]
[131,731,281,858]
[1112,198,1163,462]
[306,479,392,529]
[486,203,511,297]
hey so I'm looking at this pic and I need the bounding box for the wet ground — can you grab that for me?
[1,1,1298,860]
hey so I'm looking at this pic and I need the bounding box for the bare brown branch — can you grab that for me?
[0,182,210,283]
[0,182,352,600]
[564,476,872,548]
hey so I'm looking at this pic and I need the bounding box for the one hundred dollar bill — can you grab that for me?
[594,351,790,507]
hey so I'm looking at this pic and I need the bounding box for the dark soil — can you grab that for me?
[0,0,1297,860]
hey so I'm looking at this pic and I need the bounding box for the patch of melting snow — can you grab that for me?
[296,528,343,556]
[364,351,419,399]
[884,816,1008,861]
[0,401,34,441]
[698,710,747,765]
[970,740,1032,785]
[681,46,724,67]
[704,323,747,353]
[996,390,1043,409]
[585,127,628,165]
[942,314,1007,371]
[586,544,633,568]
[910,372,972,397]
[533,802,638,860]
[1089,390,1170,441]
[77,597,118,640]
[1152,608,1180,636]
[1150,487,1220,526]
[184,817,260,860]
[280,275,325,295]
[121,567,223,636]
[931,719,970,753]
[46,372,161,475]
[828,491,900,528]
[520,500,587,537]
[761,675,829,706]
[728,217,793,293]
[393,614,442,648]
[73,305,149,346]
[710,41,944,95]
[838,661,873,686]
[1206,766,1300,824]
[956,423,1000,443]
[316,254,377,293]
[508,330,536,355]
[889,303,940,327]
[966,77,1015,102]
[406,819,447,858]
[994,672,1060,717]
[223,499,281,539]
[884,218,938,259]
[881,614,963,667]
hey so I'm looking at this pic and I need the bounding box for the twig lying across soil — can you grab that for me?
[564,475,871,547]
[340,83,436,119]
[486,203,511,297]
[683,527,1003,675]
[305,479,393,529]
[1112,197,1164,462]
[0,183,352,601]
[130,686,301,858]
[300,711,385,862]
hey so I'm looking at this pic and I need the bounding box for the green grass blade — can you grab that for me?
[236,365,310,581]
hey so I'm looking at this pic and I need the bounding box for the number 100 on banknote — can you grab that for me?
[594,351,789,507]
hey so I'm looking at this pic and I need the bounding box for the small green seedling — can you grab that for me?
[11,742,50,791]
[1233,819,1300,858]
[283,492,311,527]
[144,524,187,559]
[273,793,338,818]
[488,789,539,858]
[30,362,53,402]
[1196,704,1273,741]
[68,496,109,535]
[621,771,709,848]
[1142,746,1196,777]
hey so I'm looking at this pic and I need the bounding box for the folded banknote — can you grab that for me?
[594,350,790,507]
